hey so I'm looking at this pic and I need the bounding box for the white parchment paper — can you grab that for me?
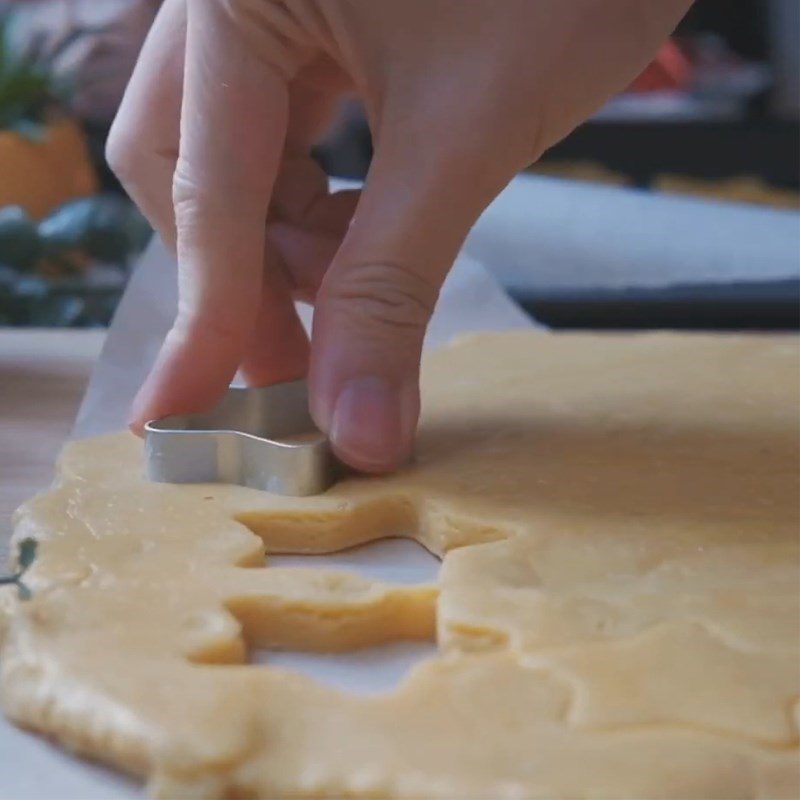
[73,241,536,438]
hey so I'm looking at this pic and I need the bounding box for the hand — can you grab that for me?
[107,0,691,472]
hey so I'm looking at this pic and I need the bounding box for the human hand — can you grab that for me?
[107,0,691,472]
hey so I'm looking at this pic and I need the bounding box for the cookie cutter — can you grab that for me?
[144,379,337,496]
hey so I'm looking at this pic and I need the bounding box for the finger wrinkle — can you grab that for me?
[322,261,439,335]
[217,0,314,81]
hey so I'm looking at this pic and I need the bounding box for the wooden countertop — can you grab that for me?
[0,329,105,554]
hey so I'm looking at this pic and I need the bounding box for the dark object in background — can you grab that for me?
[521,280,800,331]
[677,0,768,61]
[543,120,799,192]
[38,194,149,264]
[0,205,39,270]
[0,195,149,273]
[0,195,150,326]
[0,265,124,326]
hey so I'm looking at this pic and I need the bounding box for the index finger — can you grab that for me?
[130,1,291,427]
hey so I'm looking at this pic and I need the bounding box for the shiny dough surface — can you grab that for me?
[1,331,798,799]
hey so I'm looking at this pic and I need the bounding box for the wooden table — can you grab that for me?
[0,329,104,557]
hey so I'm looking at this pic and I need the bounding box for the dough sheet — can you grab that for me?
[1,332,798,798]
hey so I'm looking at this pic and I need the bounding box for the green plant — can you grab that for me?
[0,11,106,137]
[0,11,148,328]
[0,538,37,601]
[0,12,62,136]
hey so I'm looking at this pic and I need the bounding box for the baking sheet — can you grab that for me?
[3,181,534,799]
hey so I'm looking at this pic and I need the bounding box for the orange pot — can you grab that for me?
[0,118,98,220]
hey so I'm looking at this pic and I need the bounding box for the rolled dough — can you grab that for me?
[1,331,798,799]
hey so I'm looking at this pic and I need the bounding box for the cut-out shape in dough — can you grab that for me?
[221,539,441,695]
[268,537,441,584]
[260,641,438,695]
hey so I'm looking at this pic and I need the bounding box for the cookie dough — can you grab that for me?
[2,332,798,799]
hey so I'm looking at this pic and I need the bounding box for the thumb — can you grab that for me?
[310,132,514,473]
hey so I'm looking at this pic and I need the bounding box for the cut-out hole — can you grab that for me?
[254,640,437,695]
[268,537,440,585]
[235,495,417,554]
[217,538,441,693]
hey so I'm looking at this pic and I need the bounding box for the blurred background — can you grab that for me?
[0,0,797,330]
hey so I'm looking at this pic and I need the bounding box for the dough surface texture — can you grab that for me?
[1,332,798,799]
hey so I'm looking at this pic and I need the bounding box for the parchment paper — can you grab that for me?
[73,242,536,438]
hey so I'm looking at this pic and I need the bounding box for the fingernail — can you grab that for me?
[127,384,153,437]
[330,376,414,472]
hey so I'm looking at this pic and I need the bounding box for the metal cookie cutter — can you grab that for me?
[144,379,336,496]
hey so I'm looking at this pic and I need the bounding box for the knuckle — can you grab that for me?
[105,124,142,187]
[172,158,202,210]
[325,262,438,336]
[217,0,309,79]
[172,157,263,223]
[171,160,213,236]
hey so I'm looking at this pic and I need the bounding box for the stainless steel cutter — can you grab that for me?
[144,379,336,496]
